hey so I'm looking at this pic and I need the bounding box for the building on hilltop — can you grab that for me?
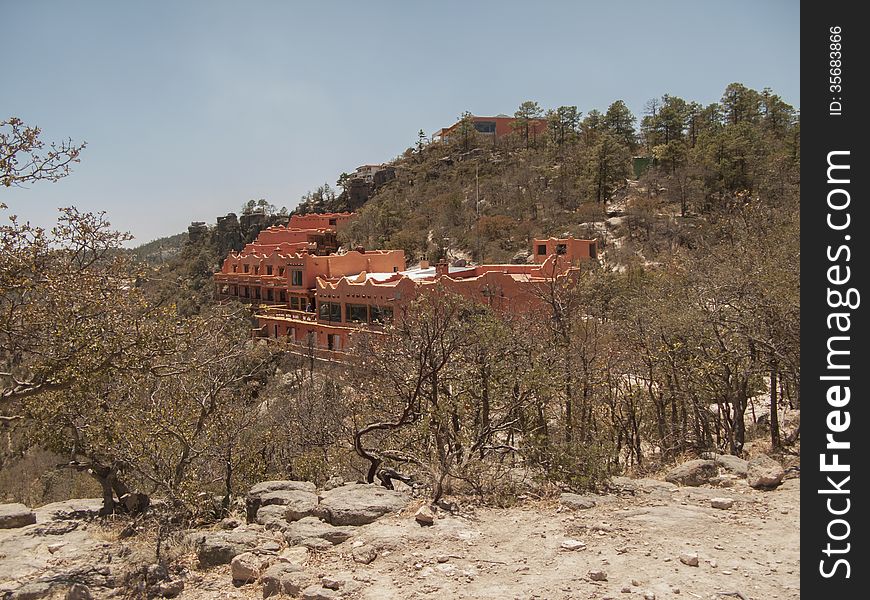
[286,211,355,232]
[213,212,598,356]
[433,114,548,143]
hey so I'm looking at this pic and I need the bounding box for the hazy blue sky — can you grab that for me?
[3,1,799,245]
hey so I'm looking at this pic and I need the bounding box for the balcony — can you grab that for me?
[257,307,318,323]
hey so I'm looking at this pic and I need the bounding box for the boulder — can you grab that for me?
[195,529,260,566]
[301,585,341,600]
[255,505,291,530]
[608,476,639,494]
[414,505,435,526]
[246,480,316,522]
[322,476,344,491]
[231,552,262,584]
[679,552,699,567]
[561,539,587,551]
[321,576,344,590]
[10,582,53,599]
[664,460,718,487]
[254,540,282,554]
[155,580,184,598]
[250,480,316,496]
[65,584,92,600]
[258,490,319,522]
[34,498,102,522]
[318,483,408,526]
[560,493,596,510]
[276,546,309,566]
[0,503,37,529]
[710,497,734,510]
[284,517,354,546]
[511,249,531,264]
[352,545,378,565]
[588,570,608,581]
[261,563,312,598]
[713,453,750,477]
[747,455,785,489]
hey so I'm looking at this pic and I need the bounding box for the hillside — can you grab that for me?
[130,232,188,265]
[292,85,798,272]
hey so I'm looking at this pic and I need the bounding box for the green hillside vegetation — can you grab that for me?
[129,232,188,265]
[294,84,798,268]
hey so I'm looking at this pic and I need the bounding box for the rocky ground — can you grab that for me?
[0,455,799,600]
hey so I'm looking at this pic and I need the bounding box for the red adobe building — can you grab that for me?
[433,114,548,143]
[214,212,597,354]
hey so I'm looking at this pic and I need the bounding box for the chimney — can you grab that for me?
[435,260,449,277]
[419,260,430,269]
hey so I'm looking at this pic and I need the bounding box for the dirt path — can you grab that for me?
[1,476,799,600]
[314,477,799,600]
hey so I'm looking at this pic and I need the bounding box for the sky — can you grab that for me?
[3,0,800,245]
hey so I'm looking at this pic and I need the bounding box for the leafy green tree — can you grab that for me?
[721,82,761,125]
[603,100,637,149]
[580,109,603,145]
[546,106,580,148]
[455,111,476,152]
[584,132,631,203]
[513,100,543,148]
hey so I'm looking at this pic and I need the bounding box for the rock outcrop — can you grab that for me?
[559,493,597,510]
[713,453,750,477]
[747,455,785,489]
[192,528,260,566]
[317,483,408,526]
[0,503,36,529]
[246,480,317,523]
[664,459,719,487]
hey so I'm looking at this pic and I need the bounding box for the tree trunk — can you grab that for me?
[769,361,780,450]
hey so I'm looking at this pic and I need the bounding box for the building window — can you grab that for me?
[243,286,249,298]
[254,266,260,275]
[254,288,261,300]
[291,270,303,286]
[266,288,274,301]
[537,244,547,255]
[474,121,497,134]
[556,244,567,255]
[590,243,597,258]
[278,267,286,276]
[329,218,337,226]
[370,305,393,324]
[319,302,342,322]
[290,296,300,310]
[243,264,250,273]
[279,290,287,302]
[346,304,369,323]
[232,264,238,272]
[266,265,273,275]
